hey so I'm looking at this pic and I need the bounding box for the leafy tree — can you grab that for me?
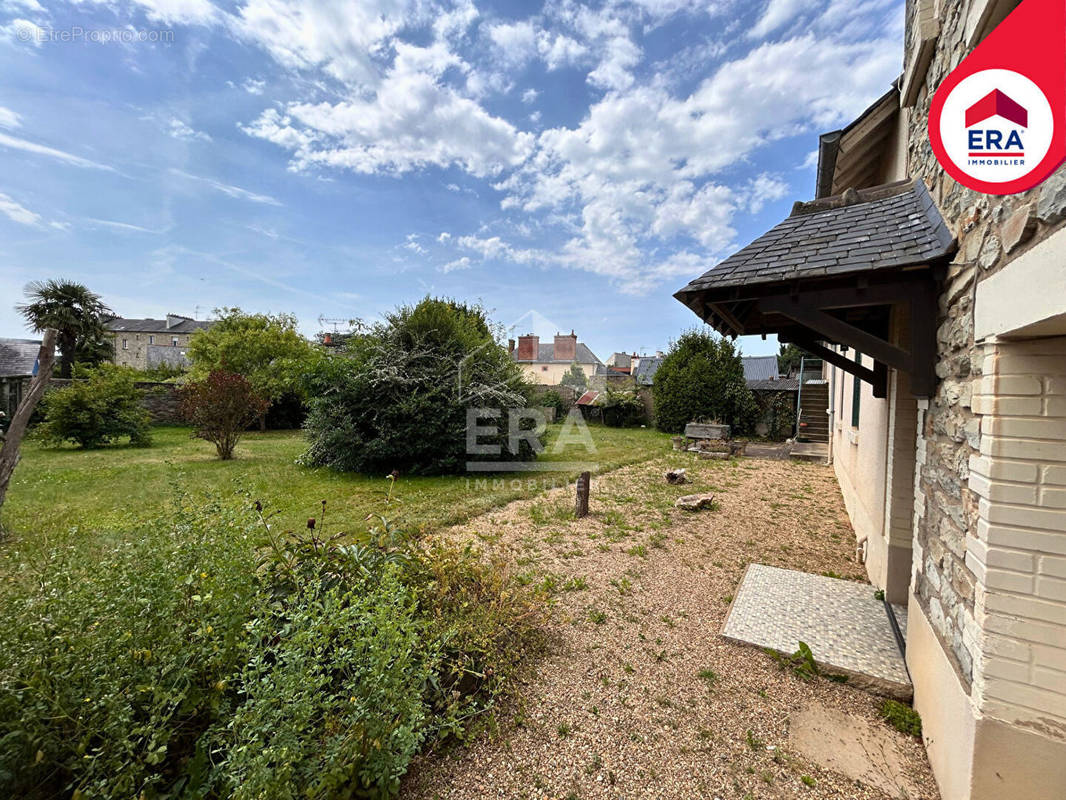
[38,365,152,448]
[302,297,538,475]
[17,279,112,378]
[652,329,757,434]
[186,309,321,429]
[777,343,809,377]
[559,362,587,391]
[596,388,647,427]
[179,370,269,460]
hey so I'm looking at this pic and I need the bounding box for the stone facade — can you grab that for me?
[905,0,1066,692]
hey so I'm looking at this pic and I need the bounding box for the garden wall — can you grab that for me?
[48,379,183,424]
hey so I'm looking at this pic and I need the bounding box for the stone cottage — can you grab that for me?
[674,1,1066,798]
[106,314,213,370]
[0,338,40,422]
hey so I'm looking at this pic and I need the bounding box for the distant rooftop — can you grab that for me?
[742,355,780,383]
[0,338,41,378]
[105,314,214,335]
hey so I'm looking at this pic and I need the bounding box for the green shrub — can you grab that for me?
[596,388,646,427]
[0,498,260,798]
[879,699,922,737]
[652,329,757,434]
[302,298,540,474]
[218,568,434,799]
[0,495,544,799]
[38,365,151,448]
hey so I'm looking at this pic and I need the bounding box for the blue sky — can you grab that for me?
[0,0,903,361]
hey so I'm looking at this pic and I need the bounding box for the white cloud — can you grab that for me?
[586,35,641,91]
[0,192,42,226]
[403,233,427,254]
[0,106,21,129]
[536,31,588,70]
[521,88,539,104]
[86,217,160,233]
[242,78,266,95]
[168,117,212,142]
[2,18,43,46]
[72,0,217,25]
[168,168,282,205]
[244,39,534,177]
[0,131,114,170]
[437,231,451,242]
[743,172,790,213]
[486,19,537,67]
[441,255,471,272]
[235,0,423,86]
[0,0,44,11]
[749,0,815,39]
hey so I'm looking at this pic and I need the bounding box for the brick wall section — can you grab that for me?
[905,0,1066,690]
[967,338,1066,734]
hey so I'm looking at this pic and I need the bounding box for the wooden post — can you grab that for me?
[575,471,590,518]
[0,330,57,530]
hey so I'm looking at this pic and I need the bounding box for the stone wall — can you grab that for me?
[48,378,184,425]
[905,0,1066,689]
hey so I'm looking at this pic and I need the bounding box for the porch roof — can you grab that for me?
[673,179,956,399]
[674,179,952,301]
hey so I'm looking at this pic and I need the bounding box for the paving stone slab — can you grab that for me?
[722,563,911,699]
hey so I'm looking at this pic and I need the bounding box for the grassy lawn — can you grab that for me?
[2,423,672,540]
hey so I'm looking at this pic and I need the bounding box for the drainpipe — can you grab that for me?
[827,359,835,465]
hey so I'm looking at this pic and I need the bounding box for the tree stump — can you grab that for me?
[575,471,590,518]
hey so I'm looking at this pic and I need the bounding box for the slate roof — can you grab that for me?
[675,180,954,297]
[742,355,779,382]
[105,316,213,334]
[748,378,799,392]
[632,356,662,386]
[513,342,604,365]
[0,338,41,378]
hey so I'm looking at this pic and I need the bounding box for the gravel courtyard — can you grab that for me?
[403,453,940,800]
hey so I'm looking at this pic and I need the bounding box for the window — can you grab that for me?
[121,339,128,350]
[172,337,179,347]
[851,351,862,427]
[148,335,154,344]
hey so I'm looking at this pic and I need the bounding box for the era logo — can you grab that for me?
[928,0,1065,195]
[966,89,1026,156]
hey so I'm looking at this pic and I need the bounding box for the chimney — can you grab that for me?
[516,333,539,361]
[554,330,577,362]
[165,314,188,330]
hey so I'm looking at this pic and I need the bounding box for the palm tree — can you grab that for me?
[17,280,112,378]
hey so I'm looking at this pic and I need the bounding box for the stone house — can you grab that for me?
[106,314,214,370]
[674,1,1066,797]
[509,331,604,386]
[0,338,40,423]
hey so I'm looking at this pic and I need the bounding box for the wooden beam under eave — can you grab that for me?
[760,296,913,374]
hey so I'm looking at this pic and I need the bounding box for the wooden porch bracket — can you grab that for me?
[779,332,888,398]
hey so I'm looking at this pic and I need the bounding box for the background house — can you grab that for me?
[0,338,40,424]
[509,331,603,386]
[106,314,213,370]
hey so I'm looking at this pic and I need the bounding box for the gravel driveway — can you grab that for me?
[403,453,940,800]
